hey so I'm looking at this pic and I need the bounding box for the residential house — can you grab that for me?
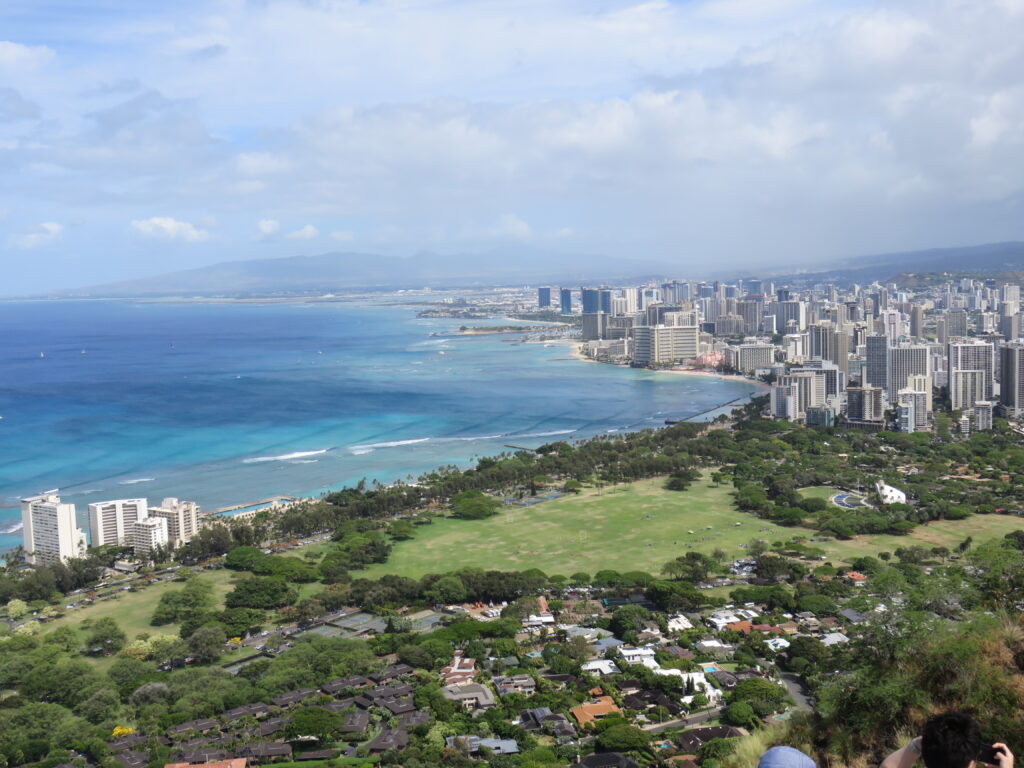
[667,614,693,632]
[821,632,850,647]
[676,726,747,752]
[441,651,476,685]
[366,729,410,753]
[493,674,536,697]
[573,753,642,768]
[445,736,521,755]
[581,659,621,676]
[441,683,496,711]
[570,696,621,727]
[237,743,293,763]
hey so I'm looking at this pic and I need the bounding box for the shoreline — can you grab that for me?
[538,337,770,391]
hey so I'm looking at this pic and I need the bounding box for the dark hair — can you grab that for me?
[922,712,982,768]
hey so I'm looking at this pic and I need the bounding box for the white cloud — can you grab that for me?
[131,217,209,242]
[258,218,281,236]
[0,41,54,69]
[286,224,319,240]
[16,222,63,249]
[236,152,291,176]
[5,0,1024,293]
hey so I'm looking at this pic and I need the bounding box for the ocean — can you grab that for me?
[0,299,760,552]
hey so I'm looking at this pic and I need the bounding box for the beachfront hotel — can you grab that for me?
[88,498,148,547]
[148,498,201,547]
[21,493,88,565]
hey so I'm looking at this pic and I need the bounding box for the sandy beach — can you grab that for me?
[542,337,771,390]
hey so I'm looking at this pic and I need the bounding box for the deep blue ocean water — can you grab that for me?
[0,299,759,551]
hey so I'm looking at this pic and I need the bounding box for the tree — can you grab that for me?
[186,625,226,664]
[86,618,127,655]
[596,723,649,751]
[722,701,759,729]
[287,707,342,744]
[450,490,501,520]
[426,576,467,606]
[226,576,298,609]
[5,598,28,620]
[699,738,739,762]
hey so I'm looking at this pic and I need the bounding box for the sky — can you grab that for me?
[2,0,1024,293]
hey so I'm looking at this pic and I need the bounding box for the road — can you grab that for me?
[643,705,724,734]
[781,672,813,710]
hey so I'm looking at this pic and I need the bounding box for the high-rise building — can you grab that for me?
[147,498,201,548]
[728,343,775,373]
[897,387,930,431]
[946,310,969,338]
[537,287,551,308]
[948,340,995,400]
[581,288,601,314]
[808,323,850,374]
[950,369,987,411]
[598,289,614,315]
[865,334,889,390]
[21,493,87,565]
[910,305,924,338]
[1000,314,1021,342]
[89,498,148,547]
[974,401,995,431]
[581,313,607,341]
[632,325,699,365]
[776,371,826,419]
[559,288,573,315]
[846,386,885,423]
[1000,342,1024,417]
[888,345,930,402]
[128,517,169,556]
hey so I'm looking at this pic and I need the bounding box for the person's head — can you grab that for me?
[758,746,816,768]
[922,712,982,768]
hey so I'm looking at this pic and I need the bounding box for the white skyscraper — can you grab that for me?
[128,517,169,556]
[21,493,88,565]
[888,345,930,403]
[89,498,148,547]
[147,498,201,547]
[948,340,995,401]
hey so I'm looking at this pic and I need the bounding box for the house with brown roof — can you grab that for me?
[570,696,621,727]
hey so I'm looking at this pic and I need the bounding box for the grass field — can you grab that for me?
[800,486,843,501]
[362,474,801,579]
[362,473,1024,578]
[48,567,240,640]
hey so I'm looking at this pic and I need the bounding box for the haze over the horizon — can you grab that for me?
[3,0,1024,294]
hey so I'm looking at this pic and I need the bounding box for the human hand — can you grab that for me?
[990,743,1014,768]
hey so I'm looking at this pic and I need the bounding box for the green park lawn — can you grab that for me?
[800,486,843,501]
[47,567,240,640]
[362,472,1024,579]
[362,473,802,579]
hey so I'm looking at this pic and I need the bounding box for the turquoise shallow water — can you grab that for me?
[0,299,759,551]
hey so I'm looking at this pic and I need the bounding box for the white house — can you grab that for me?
[875,481,907,504]
[618,646,658,667]
[581,659,621,676]
[765,637,791,652]
[821,632,850,647]
[667,614,693,632]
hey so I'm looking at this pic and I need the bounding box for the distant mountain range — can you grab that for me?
[43,248,683,298]
[37,240,1024,297]
[783,241,1024,286]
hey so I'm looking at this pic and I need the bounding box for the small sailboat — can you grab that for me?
[39,352,45,358]
[81,349,86,354]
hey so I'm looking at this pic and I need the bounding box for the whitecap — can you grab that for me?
[1,521,23,535]
[119,477,155,485]
[242,449,328,464]
[348,438,431,451]
[512,429,577,438]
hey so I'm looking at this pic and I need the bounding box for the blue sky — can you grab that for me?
[2,0,1023,293]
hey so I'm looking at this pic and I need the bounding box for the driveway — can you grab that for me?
[780,672,813,710]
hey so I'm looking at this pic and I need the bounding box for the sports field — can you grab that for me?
[362,473,1024,578]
